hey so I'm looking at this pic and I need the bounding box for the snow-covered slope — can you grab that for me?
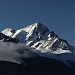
[1,28,15,37]
[12,22,50,43]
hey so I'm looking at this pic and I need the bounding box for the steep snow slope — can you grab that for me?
[12,22,50,43]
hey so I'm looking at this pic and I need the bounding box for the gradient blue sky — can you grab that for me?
[0,0,74,46]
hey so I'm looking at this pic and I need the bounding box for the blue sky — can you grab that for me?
[0,0,74,46]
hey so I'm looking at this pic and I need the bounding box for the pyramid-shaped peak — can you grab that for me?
[21,22,50,35]
[32,22,44,28]
[32,22,48,29]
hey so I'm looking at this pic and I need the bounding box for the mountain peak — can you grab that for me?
[30,22,45,30]
[33,22,43,27]
[31,22,49,33]
[21,22,49,34]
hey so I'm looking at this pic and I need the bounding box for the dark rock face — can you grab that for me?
[0,33,18,43]
[0,57,75,75]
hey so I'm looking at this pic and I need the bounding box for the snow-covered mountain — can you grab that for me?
[1,22,74,60]
[1,22,74,54]
[0,22,75,74]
